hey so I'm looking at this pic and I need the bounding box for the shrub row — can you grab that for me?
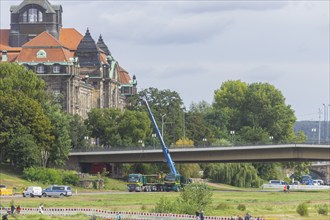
[23,167,79,186]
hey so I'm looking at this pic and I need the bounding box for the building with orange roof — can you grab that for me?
[0,0,137,118]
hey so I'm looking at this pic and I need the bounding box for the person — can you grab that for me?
[244,212,251,220]
[238,215,243,220]
[200,210,204,220]
[38,203,44,214]
[195,210,200,220]
[16,205,21,214]
[116,212,121,220]
[1,213,8,220]
[287,184,290,193]
[10,203,15,215]
[283,184,287,193]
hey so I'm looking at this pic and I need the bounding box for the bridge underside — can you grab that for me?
[69,145,330,164]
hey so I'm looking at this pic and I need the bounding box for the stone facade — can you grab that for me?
[1,0,137,118]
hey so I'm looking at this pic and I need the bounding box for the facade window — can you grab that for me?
[23,8,43,23]
[53,65,60,73]
[28,8,38,23]
[38,10,43,22]
[23,11,27,22]
[36,65,44,74]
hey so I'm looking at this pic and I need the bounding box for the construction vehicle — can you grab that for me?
[127,174,164,192]
[127,98,185,192]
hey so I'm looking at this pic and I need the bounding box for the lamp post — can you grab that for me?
[269,136,274,144]
[202,138,207,147]
[138,139,144,151]
[161,114,166,138]
[230,130,235,145]
[311,128,316,144]
[84,136,89,151]
[152,133,156,149]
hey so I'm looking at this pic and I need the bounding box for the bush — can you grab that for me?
[317,204,328,215]
[23,167,79,186]
[152,183,213,215]
[296,202,309,216]
[237,204,246,211]
[216,202,230,210]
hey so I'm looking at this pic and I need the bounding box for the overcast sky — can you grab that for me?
[1,0,329,121]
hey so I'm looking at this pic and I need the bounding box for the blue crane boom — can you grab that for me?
[142,97,178,175]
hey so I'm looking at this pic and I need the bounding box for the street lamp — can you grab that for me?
[202,138,207,147]
[311,128,316,144]
[230,130,235,145]
[161,114,166,138]
[152,133,156,149]
[269,136,274,144]
[84,136,89,151]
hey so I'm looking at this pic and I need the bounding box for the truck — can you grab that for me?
[127,174,164,192]
[127,97,186,192]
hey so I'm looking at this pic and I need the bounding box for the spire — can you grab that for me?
[97,34,111,56]
[75,28,100,67]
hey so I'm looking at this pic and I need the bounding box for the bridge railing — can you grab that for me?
[70,143,329,153]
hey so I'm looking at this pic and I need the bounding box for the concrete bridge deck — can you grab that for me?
[69,144,330,163]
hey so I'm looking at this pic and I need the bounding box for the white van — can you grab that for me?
[269,180,284,185]
[23,186,42,197]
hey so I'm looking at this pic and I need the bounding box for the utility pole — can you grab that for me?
[318,108,322,144]
[323,104,327,144]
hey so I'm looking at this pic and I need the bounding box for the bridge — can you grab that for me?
[69,144,330,164]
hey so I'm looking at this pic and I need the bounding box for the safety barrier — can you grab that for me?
[0,207,264,220]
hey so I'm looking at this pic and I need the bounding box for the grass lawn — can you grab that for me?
[1,167,329,219]
[1,190,329,219]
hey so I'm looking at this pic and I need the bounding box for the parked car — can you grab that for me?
[269,180,284,185]
[42,185,72,197]
[314,179,324,185]
[301,175,313,185]
[293,180,300,185]
[23,186,42,198]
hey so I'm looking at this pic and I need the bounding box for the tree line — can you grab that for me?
[0,62,310,186]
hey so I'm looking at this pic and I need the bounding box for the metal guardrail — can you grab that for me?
[263,184,330,190]
[0,207,265,220]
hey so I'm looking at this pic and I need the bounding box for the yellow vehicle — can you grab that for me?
[0,184,13,196]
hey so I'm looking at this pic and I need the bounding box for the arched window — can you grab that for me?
[37,49,47,58]
[22,8,43,23]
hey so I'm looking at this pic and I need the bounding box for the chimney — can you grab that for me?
[2,50,8,62]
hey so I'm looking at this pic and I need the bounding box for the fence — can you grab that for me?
[0,207,265,220]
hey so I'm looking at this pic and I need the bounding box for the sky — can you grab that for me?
[1,0,329,121]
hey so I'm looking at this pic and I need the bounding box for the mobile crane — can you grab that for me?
[127,97,185,192]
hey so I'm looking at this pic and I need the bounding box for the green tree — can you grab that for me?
[203,163,263,188]
[69,114,89,150]
[86,108,151,147]
[7,128,40,169]
[117,110,151,146]
[43,99,72,166]
[213,80,296,144]
[128,87,185,146]
[176,163,201,178]
[0,62,46,101]
[0,93,53,167]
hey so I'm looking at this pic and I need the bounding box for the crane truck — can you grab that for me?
[127,98,186,192]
